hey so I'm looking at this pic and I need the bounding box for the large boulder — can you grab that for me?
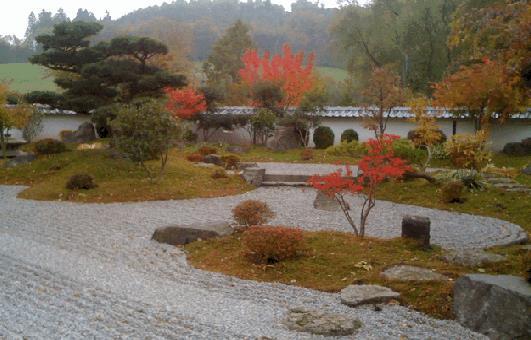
[381,265,449,281]
[267,125,301,151]
[284,307,362,336]
[313,191,344,212]
[62,122,97,143]
[340,284,400,307]
[151,222,233,246]
[454,274,531,339]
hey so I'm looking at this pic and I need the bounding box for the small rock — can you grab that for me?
[203,154,223,166]
[313,191,344,212]
[522,165,531,175]
[381,265,448,281]
[4,153,36,167]
[454,274,531,339]
[151,222,233,246]
[340,284,400,307]
[442,249,506,267]
[284,307,362,336]
[194,162,215,168]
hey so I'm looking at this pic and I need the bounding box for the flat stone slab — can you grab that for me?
[442,249,506,267]
[381,265,449,281]
[284,307,362,336]
[151,222,233,246]
[454,274,531,339]
[340,284,400,307]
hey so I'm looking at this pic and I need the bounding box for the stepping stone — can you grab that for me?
[381,265,449,281]
[340,284,400,307]
[284,307,362,336]
[151,222,233,246]
[443,249,506,267]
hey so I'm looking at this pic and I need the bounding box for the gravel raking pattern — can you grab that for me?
[0,184,517,338]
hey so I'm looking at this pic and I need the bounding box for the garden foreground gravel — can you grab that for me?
[1,184,525,339]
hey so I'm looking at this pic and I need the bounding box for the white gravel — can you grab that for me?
[1,184,522,338]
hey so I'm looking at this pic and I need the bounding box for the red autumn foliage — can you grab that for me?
[186,153,204,163]
[165,87,207,120]
[309,134,411,237]
[242,225,305,264]
[239,44,315,107]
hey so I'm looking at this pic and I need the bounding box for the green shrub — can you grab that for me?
[34,139,66,155]
[66,174,97,190]
[111,100,179,180]
[221,154,240,170]
[431,143,449,160]
[341,129,358,142]
[326,141,367,157]
[441,181,464,203]
[198,146,218,156]
[232,200,275,226]
[183,129,198,143]
[435,169,487,191]
[313,126,335,149]
[242,226,305,264]
[392,139,426,165]
[24,91,63,108]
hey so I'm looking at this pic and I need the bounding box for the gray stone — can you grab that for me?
[522,165,531,175]
[194,162,215,168]
[454,274,531,339]
[267,125,301,151]
[4,153,36,167]
[284,307,362,336]
[239,162,258,170]
[381,265,448,281]
[242,168,265,186]
[401,215,430,248]
[63,122,97,143]
[313,191,343,212]
[151,222,233,246]
[203,154,223,166]
[443,249,506,267]
[340,284,400,307]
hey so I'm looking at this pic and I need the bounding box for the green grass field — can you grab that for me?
[316,66,349,82]
[0,63,57,93]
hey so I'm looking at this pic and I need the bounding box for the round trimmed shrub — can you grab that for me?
[34,139,66,155]
[300,148,314,161]
[242,226,304,264]
[66,174,97,190]
[313,126,335,149]
[441,181,464,204]
[198,146,218,156]
[341,129,358,143]
[186,153,204,163]
[221,154,240,170]
[232,200,275,226]
[502,142,529,156]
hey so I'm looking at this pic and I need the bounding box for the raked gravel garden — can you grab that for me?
[1,180,527,339]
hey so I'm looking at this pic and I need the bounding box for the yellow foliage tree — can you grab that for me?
[0,84,32,158]
[408,97,443,171]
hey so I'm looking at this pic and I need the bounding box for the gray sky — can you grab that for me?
[0,0,359,38]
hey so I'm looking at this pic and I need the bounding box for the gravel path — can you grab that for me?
[2,184,524,338]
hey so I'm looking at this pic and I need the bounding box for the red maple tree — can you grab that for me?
[239,44,316,108]
[309,134,410,237]
[165,87,207,120]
